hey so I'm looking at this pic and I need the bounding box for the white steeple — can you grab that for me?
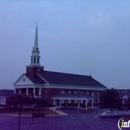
[34,24,38,48]
[30,25,40,66]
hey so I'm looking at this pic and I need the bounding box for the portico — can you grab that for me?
[15,87,43,98]
[52,93,94,109]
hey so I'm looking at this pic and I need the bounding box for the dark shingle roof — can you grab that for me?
[25,74,43,84]
[38,71,106,88]
[0,90,14,97]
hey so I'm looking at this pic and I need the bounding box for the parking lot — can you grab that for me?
[0,113,121,130]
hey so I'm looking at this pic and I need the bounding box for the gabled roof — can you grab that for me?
[37,71,106,88]
[0,90,14,97]
[25,74,43,84]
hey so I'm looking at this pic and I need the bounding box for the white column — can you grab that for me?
[14,89,16,94]
[26,88,28,95]
[60,99,61,107]
[78,100,80,109]
[38,88,42,97]
[86,100,88,109]
[33,88,35,94]
[66,100,67,107]
[33,88,36,97]
[19,89,21,95]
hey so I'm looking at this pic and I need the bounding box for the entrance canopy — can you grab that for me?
[52,93,93,100]
[51,93,94,109]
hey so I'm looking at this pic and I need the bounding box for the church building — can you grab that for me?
[14,26,107,109]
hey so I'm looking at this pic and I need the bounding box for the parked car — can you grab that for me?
[100,111,119,118]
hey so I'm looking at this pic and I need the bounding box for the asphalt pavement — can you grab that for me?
[0,107,129,130]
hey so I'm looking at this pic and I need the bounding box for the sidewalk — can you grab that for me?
[0,107,68,117]
[49,107,68,116]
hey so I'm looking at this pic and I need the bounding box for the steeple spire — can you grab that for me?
[34,24,38,48]
[30,25,40,66]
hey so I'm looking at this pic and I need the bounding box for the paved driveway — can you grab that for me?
[0,114,120,130]
[1,107,128,130]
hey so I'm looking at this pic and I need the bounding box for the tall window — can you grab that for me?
[34,58,36,63]
[74,100,77,103]
[80,91,83,103]
[61,90,65,94]
[96,92,99,103]
[31,58,33,63]
[68,91,71,94]
[92,92,94,97]
[86,91,89,95]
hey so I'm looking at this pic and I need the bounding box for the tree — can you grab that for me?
[100,88,120,111]
[7,94,47,108]
[7,94,33,108]
[126,97,130,109]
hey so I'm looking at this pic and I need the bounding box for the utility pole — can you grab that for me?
[18,89,21,130]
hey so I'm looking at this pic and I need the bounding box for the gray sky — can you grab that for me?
[0,0,130,89]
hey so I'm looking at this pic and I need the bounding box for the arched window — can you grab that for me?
[68,91,71,94]
[86,91,89,95]
[61,90,65,94]
[74,91,77,94]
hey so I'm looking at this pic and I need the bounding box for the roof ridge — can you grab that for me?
[43,70,91,77]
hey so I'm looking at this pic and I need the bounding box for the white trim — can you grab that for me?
[43,84,105,91]
[13,73,25,85]
[14,84,44,89]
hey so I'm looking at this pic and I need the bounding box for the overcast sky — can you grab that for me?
[0,0,130,89]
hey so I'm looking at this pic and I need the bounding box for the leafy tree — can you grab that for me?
[7,94,47,108]
[100,88,120,111]
[126,97,130,109]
